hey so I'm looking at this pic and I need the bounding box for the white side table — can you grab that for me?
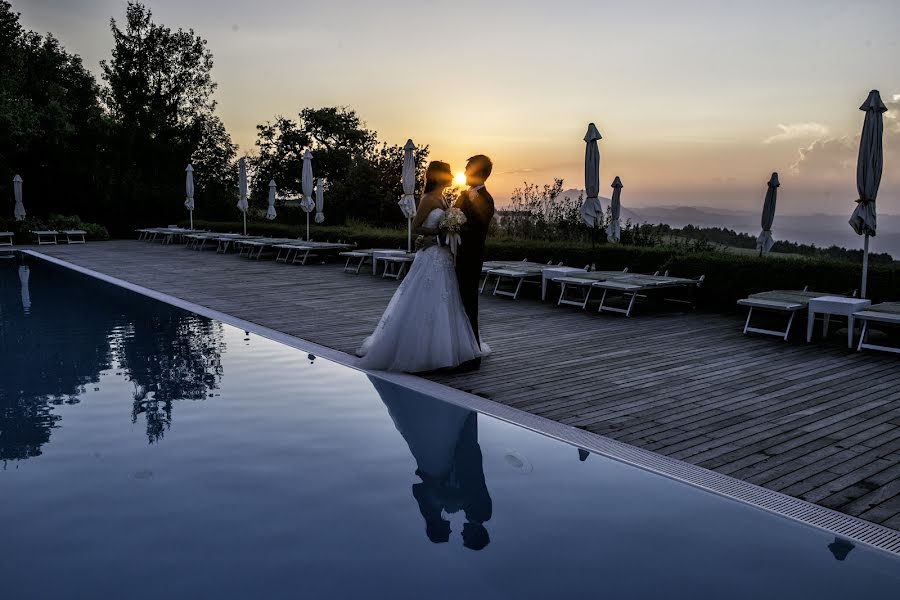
[542,267,587,301]
[807,296,871,348]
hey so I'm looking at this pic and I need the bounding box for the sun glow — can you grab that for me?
[453,172,466,186]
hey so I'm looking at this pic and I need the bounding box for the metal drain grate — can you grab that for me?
[28,250,900,557]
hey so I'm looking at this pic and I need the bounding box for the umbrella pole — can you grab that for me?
[189,211,193,231]
[407,218,412,252]
[861,234,870,299]
[306,212,310,241]
[243,212,247,236]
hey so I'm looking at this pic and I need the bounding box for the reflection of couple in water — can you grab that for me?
[370,377,492,551]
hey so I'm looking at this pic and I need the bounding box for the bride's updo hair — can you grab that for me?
[424,161,453,193]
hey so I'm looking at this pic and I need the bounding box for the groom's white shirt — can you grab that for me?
[468,184,485,194]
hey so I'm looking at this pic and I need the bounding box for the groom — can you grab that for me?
[454,155,495,371]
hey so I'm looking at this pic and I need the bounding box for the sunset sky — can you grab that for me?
[18,0,900,214]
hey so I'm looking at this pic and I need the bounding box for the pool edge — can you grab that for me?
[23,248,900,557]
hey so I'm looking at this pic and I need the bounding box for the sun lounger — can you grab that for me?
[234,238,298,259]
[340,249,387,274]
[0,231,13,248]
[488,262,559,299]
[480,260,559,298]
[275,242,354,265]
[738,288,839,341]
[63,230,86,244]
[32,230,58,245]
[554,269,631,309]
[380,254,415,280]
[856,302,900,354]
[215,234,262,254]
[592,273,704,317]
[139,227,203,244]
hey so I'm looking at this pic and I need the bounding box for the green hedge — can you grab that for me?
[183,220,900,310]
[662,252,899,309]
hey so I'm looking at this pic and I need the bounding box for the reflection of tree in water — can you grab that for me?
[0,260,226,460]
[112,311,225,443]
[0,261,115,462]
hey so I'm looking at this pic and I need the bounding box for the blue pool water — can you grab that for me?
[1,256,899,599]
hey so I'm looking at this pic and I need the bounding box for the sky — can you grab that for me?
[16,0,900,214]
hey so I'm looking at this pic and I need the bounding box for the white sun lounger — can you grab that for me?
[738,288,841,341]
[593,274,703,317]
[63,230,87,244]
[554,269,631,309]
[490,265,549,299]
[856,302,900,354]
[216,235,262,254]
[32,230,58,245]
[274,242,354,265]
[235,238,299,259]
[380,255,415,279]
[139,227,203,244]
[0,231,13,248]
[483,261,562,299]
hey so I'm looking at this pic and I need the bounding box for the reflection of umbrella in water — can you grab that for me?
[827,537,855,561]
[368,376,492,550]
[19,265,31,314]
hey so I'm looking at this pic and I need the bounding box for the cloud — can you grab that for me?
[790,96,900,181]
[763,122,829,144]
[499,167,535,175]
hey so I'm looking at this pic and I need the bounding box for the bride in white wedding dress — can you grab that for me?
[357,161,486,373]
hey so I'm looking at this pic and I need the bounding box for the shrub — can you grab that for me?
[0,215,110,242]
[662,252,900,309]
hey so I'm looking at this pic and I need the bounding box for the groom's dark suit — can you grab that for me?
[454,186,494,353]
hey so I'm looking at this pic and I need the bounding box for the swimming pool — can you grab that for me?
[2,255,900,598]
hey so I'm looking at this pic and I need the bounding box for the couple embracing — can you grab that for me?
[358,155,495,373]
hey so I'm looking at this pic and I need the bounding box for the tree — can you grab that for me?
[100,2,234,232]
[191,115,238,216]
[0,1,106,221]
[252,106,427,224]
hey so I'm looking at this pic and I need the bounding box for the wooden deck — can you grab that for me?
[34,240,900,532]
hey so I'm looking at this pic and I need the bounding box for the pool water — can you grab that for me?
[2,256,899,599]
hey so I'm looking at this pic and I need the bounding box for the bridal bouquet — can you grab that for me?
[440,207,466,262]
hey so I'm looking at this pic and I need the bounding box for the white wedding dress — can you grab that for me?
[357,207,486,372]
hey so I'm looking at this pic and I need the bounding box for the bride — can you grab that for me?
[357,161,485,373]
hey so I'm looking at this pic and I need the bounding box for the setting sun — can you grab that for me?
[453,172,466,186]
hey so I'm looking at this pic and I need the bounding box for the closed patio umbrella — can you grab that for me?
[607,176,623,243]
[237,157,249,235]
[849,90,887,298]
[399,139,417,251]
[757,172,780,255]
[13,174,25,221]
[315,179,325,224]
[580,123,603,246]
[265,179,277,220]
[301,150,315,241]
[184,165,195,229]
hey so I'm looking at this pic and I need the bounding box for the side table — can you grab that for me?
[806,296,872,349]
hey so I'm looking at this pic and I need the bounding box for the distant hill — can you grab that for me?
[553,188,900,256]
